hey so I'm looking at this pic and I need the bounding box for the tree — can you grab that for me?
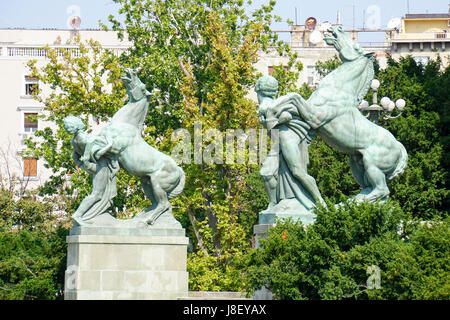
[0,228,68,300]
[315,54,342,78]
[0,188,68,300]
[377,56,449,219]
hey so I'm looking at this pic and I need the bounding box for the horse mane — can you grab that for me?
[310,54,375,110]
[354,55,375,107]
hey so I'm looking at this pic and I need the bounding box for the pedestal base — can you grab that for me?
[253,224,273,248]
[258,198,317,225]
[64,225,188,300]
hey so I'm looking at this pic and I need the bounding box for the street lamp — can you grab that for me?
[358,79,406,124]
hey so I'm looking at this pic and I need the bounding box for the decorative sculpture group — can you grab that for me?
[65,26,407,228]
[256,26,407,224]
[64,68,185,227]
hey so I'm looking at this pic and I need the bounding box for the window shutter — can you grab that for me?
[23,158,37,177]
[25,76,38,81]
[24,113,38,129]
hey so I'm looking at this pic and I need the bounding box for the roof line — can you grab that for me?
[0,28,114,31]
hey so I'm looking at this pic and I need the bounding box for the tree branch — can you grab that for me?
[187,205,209,256]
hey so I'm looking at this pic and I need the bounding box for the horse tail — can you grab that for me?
[168,167,185,199]
[387,142,408,181]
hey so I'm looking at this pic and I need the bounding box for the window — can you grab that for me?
[18,107,42,141]
[413,56,430,66]
[24,112,38,133]
[307,66,317,86]
[23,158,37,177]
[24,76,38,96]
[268,66,288,75]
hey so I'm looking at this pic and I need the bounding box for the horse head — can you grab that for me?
[121,68,150,102]
[311,26,375,110]
[324,26,367,62]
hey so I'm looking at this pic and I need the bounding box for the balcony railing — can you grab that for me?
[389,32,448,41]
[287,41,389,49]
[0,45,128,58]
[8,47,50,57]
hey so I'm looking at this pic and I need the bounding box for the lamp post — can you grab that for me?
[358,79,406,124]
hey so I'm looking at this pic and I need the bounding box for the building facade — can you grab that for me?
[387,13,450,66]
[256,23,389,89]
[0,29,130,192]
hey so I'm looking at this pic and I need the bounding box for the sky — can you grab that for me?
[0,0,448,42]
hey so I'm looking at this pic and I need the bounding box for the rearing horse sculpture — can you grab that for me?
[81,68,185,225]
[270,26,407,202]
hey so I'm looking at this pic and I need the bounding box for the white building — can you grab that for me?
[0,29,130,193]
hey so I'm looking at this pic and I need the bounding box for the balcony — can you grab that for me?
[387,31,449,52]
[0,44,128,59]
[389,32,449,42]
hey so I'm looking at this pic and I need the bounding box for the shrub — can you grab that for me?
[0,228,68,300]
[245,200,449,300]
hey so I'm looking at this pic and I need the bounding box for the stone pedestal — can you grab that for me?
[254,201,316,249]
[64,215,189,300]
[257,199,317,226]
[253,224,274,249]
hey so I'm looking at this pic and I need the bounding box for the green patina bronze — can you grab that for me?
[257,26,408,225]
[64,69,185,227]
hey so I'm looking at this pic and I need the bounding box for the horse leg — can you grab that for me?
[362,159,390,202]
[134,177,157,219]
[349,154,372,200]
[141,175,171,225]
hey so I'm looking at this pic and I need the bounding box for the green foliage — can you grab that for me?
[341,221,450,300]
[312,200,405,251]
[0,229,67,300]
[315,54,342,77]
[0,189,64,232]
[270,61,303,96]
[237,167,268,241]
[0,190,68,300]
[27,37,125,121]
[375,56,449,219]
[308,139,358,204]
[245,201,449,300]
[187,251,248,292]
